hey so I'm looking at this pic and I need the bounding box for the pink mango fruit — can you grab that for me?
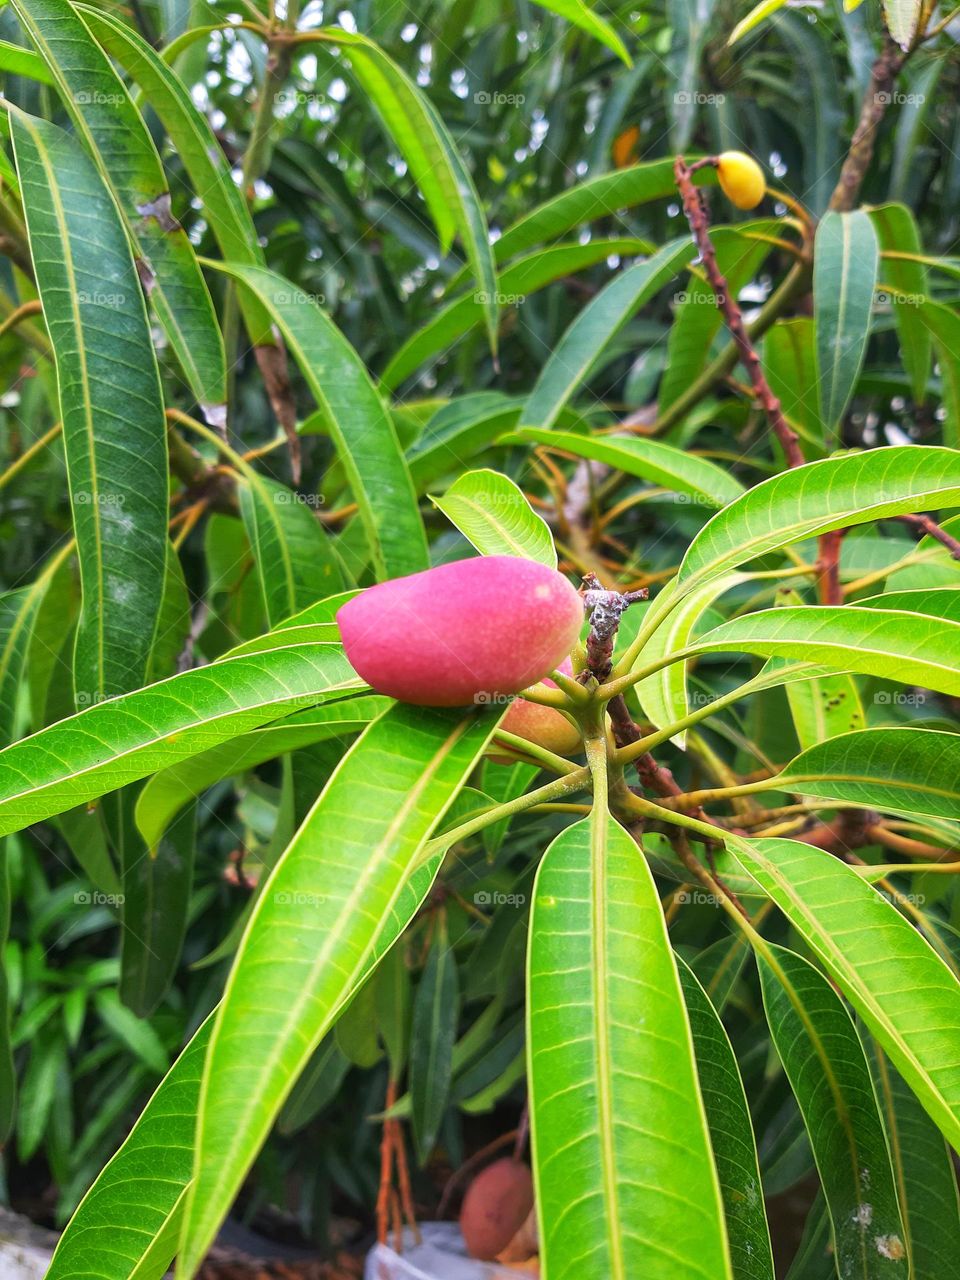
[490,657,582,762]
[336,555,582,707]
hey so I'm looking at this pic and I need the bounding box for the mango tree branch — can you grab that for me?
[673,156,806,469]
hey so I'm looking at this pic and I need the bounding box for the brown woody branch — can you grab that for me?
[673,156,806,469]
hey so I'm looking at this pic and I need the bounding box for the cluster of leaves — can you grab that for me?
[0,0,958,1276]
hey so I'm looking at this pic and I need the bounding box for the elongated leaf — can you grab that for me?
[13,0,225,410]
[518,427,744,508]
[211,262,428,581]
[120,801,195,1017]
[238,475,343,626]
[776,589,865,749]
[410,916,459,1161]
[677,446,960,593]
[732,836,960,1151]
[135,696,388,854]
[918,301,960,447]
[633,574,744,746]
[528,815,731,1279]
[0,646,361,838]
[677,958,774,1280]
[692,606,960,696]
[814,211,878,432]
[864,1036,960,1278]
[431,469,557,565]
[382,239,648,390]
[857,586,960,622]
[178,704,499,1275]
[77,5,274,347]
[871,204,929,404]
[407,393,521,491]
[728,0,790,45]
[767,728,960,821]
[47,1016,213,1280]
[521,239,693,430]
[481,160,716,272]
[0,35,54,83]
[307,30,498,351]
[10,108,167,701]
[883,0,921,48]
[660,226,775,410]
[763,319,824,449]
[531,0,630,63]
[758,944,907,1278]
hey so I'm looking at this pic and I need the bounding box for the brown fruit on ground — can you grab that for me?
[459,1157,535,1261]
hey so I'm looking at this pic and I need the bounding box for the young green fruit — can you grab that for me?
[459,1157,534,1261]
[489,656,581,763]
[716,150,766,210]
[336,555,582,707]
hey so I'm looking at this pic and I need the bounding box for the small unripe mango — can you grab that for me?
[490,657,581,762]
[336,555,583,707]
[716,151,766,210]
[459,1158,534,1261]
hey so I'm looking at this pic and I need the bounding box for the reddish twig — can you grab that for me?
[673,156,806,469]
[897,513,960,560]
[817,528,846,605]
[580,574,648,680]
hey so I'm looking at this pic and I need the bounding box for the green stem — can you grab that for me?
[423,767,591,855]
[490,729,581,776]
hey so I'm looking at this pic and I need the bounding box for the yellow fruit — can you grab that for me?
[716,151,766,210]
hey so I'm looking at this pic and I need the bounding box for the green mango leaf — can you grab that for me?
[238,475,344,626]
[476,159,716,274]
[677,958,774,1280]
[136,696,388,854]
[10,108,168,701]
[763,319,825,451]
[13,0,225,410]
[0,35,54,83]
[814,211,878,432]
[530,0,631,64]
[211,262,428,582]
[77,4,274,347]
[677,447,960,593]
[864,1036,960,1277]
[315,29,498,352]
[768,728,960,822]
[528,815,731,1279]
[177,704,499,1275]
[732,837,960,1151]
[0,646,361,839]
[431,468,557,565]
[692,606,960,697]
[917,301,960,447]
[382,239,648,391]
[871,204,929,404]
[757,944,907,1278]
[120,801,196,1017]
[516,429,744,508]
[408,393,522,491]
[521,239,693,430]
[776,589,865,748]
[47,1017,212,1280]
[728,0,790,45]
[856,586,960,622]
[410,915,459,1161]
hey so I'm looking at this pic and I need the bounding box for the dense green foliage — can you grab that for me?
[0,0,958,1276]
